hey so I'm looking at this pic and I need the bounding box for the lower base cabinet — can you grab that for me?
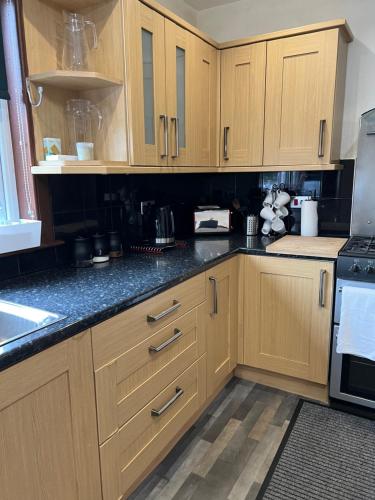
[243,255,334,384]
[206,257,239,396]
[100,356,206,500]
[0,253,335,499]
[0,330,101,500]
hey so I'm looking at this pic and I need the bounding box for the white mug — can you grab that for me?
[261,219,272,235]
[275,206,289,219]
[76,142,94,161]
[263,189,274,207]
[260,206,276,222]
[271,217,287,234]
[273,190,291,209]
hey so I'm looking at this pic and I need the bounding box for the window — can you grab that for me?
[0,99,19,224]
[0,3,40,253]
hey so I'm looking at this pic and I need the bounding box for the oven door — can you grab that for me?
[330,325,375,409]
[334,278,375,324]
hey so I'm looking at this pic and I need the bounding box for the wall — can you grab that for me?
[196,0,375,159]
[157,0,198,25]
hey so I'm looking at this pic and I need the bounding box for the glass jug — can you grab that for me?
[66,99,103,157]
[62,12,98,71]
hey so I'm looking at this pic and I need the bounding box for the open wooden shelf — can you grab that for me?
[31,161,343,175]
[46,0,102,9]
[28,71,123,91]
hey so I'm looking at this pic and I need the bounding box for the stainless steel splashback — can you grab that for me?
[351,108,375,236]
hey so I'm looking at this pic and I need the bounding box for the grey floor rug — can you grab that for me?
[258,400,375,500]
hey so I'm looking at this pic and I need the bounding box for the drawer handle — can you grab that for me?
[147,300,181,323]
[151,387,184,417]
[149,329,183,353]
[319,269,327,308]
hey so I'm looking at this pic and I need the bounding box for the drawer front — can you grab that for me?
[100,356,206,500]
[92,273,206,369]
[95,306,206,443]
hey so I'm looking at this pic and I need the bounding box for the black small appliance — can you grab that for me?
[155,205,175,245]
[72,236,93,268]
[92,233,109,263]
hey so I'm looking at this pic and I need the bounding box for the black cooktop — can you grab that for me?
[340,236,375,257]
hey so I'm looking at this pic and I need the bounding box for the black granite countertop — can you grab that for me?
[0,234,336,372]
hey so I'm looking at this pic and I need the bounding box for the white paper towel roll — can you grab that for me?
[301,200,318,236]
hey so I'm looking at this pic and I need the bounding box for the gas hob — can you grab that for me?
[337,236,375,282]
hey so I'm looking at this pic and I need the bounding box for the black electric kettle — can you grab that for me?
[155,205,175,245]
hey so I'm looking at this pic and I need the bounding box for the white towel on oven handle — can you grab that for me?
[337,286,375,361]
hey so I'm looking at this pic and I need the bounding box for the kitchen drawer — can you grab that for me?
[91,273,206,370]
[95,305,206,443]
[100,356,206,500]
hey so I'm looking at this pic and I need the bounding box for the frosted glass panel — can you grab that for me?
[176,47,186,148]
[142,29,155,145]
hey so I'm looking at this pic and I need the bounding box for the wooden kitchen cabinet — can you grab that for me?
[0,331,101,500]
[220,42,266,166]
[125,0,167,166]
[243,256,334,384]
[206,257,239,396]
[165,19,195,166]
[263,29,347,166]
[125,0,218,167]
[22,0,127,163]
[193,37,219,166]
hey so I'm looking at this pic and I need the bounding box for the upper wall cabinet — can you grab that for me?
[125,1,218,167]
[125,1,167,166]
[193,38,219,167]
[220,43,266,167]
[22,0,127,163]
[264,29,347,166]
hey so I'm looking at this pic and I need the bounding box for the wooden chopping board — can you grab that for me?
[266,235,348,259]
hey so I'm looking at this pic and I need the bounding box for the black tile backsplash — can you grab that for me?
[0,161,355,279]
[0,245,69,281]
[48,161,353,245]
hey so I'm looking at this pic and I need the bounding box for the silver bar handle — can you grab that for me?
[151,387,184,417]
[223,126,230,160]
[209,276,218,315]
[318,119,326,158]
[171,117,179,158]
[147,300,181,323]
[319,269,327,307]
[160,114,169,158]
[149,329,183,353]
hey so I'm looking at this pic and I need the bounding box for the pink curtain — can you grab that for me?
[0,0,37,220]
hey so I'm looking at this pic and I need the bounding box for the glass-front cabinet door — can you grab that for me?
[165,20,194,166]
[125,2,167,165]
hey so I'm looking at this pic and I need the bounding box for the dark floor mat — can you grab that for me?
[258,400,375,500]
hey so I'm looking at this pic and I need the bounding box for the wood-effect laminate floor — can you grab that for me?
[129,377,299,500]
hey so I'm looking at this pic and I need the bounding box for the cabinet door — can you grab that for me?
[125,1,167,165]
[0,331,101,500]
[193,38,219,166]
[243,256,334,384]
[206,257,239,396]
[165,20,195,166]
[220,42,266,166]
[264,30,338,166]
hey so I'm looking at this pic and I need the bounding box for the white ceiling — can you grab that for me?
[184,0,239,11]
